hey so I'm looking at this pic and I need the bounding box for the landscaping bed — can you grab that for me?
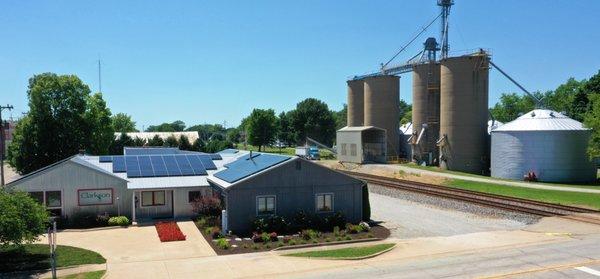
[155,221,187,242]
[196,218,390,255]
[286,243,395,259]
[0,244,106,273]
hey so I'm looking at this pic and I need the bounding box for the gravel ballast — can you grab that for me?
[369,183,540,239]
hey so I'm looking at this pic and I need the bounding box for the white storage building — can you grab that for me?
[490,109,596,183]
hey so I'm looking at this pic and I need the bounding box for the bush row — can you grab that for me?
[252,210,346,234]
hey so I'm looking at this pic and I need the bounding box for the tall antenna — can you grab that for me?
[438,0,454,59]
[98,59,102,93]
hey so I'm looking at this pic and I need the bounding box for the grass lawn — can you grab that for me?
[54,270,106,279]
[444,179,600,210]
[400,163,600,190]
[286,243,395,259]
[0,244,106,273]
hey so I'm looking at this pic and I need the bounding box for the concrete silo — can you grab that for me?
[346,79,364,127]
[439,54,490,174]
[364,75,400,157]
[491,109,596,183]
[412,62,441,164]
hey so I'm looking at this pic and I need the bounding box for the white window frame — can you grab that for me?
[315,193,334,213]
[256,195,276,216]
[141,190,166,207]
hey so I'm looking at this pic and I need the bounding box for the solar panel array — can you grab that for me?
[100,154,216,178]
[214,153,290,183]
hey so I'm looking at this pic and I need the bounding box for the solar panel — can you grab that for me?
[125,156,142,177]
[112,156,126,173]
[187,155,208,175]
[209,153,222,160]
[162,155,182,176]
[138,156,154,177]
[214,154,290,183]
[99,156,113,163]
[224,153,261,168]
[198,154,217,170]
[150,156,168,177]
[175,155,195,176]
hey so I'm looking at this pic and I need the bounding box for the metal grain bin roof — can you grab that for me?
[493,109,588,132]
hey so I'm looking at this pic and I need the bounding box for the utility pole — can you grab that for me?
[0,104,14,186]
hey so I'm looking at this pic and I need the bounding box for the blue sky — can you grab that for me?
[1,0,599,130]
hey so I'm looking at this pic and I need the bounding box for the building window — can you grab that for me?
[45,191,62,208]
[316,193,334,213]
[256,195,276,216]
[28,191,44,204]
[142,191,166,206]
[341,144,347,156]
[350,144,357,156]
[188,191,202,203]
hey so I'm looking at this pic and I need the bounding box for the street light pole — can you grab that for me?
[0,104,14,186]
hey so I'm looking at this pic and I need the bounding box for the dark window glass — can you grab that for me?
[45,191,61,208]
[142,191,166,206]
[316,193,333,212]
[29,192,44,204]
[188,191,202,203]
[257,196,275,215]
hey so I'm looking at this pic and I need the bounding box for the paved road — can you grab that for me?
[364,164,600,194]
[286,233,600,279]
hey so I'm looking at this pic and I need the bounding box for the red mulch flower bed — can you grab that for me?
[155,222,186,242]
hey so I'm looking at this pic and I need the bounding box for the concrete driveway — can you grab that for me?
[41,220,215,264]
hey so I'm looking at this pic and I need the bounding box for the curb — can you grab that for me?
[0,263,107,278]
[272,237,382,251]
[60,226,128,233]
[284,243,396,260]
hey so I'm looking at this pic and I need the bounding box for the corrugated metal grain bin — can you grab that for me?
[347,79,364,127]
[364,75,400,157]
[491,109,596,183]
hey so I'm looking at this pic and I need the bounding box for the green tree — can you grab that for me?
[85,93,114,155]
[226,128,241,144]
[204,140,233,153]
[147,135,164,147]
[0,189,49,246]
[245,109,278,151]
[178,135,192,150]
[165,135,179,147]
[8,73,91,174]
[186,124,226,142]
[132,137,146,147]
[584,94,600,158]
[290,98,336,146]
[277,111,295,146]
[109,133,134,155]
[146,121,186,132]
[333,104,347,130]
[489,93,536,123]
[111,113,138,133]
[192,139,205,152]
[399,100,412,125]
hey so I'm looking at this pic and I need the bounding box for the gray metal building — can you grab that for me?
[7,148,365,233]
[209,155,365,233]
[336,126,387,164]
[491,109,596,183]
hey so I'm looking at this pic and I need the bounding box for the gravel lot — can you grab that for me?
[369,183,540,239]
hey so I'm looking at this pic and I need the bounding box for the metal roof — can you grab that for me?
[493,109,588,132]
[487,120,504,134]
[400,123,413,135]
[337,126,386,132]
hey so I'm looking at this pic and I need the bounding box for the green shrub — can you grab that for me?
[242,244,249,249]
[323,212,346,231]
[107,216,129,226]
[195,217,207,228]
[312,239,318,244]
[211,227,222,239]
[265,243,271,249]
[252,244,259,250]
[289,239,297,246]
[358,222,370,232]
[367,233,374,238]
[324,237,331,242]
[261,232,270,243]
[204,227,213,235]
[216,238,230,250]
[277,241,284,247]
[333,226,340,237]
[336,237,342,241]
[301,229,318,240]
[252,215,289,234]
[344,235,352,241]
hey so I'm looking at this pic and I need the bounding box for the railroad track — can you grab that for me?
[340,170,600,226]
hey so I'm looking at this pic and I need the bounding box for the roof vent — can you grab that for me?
[530,111,536,117]
[549,112,555,117]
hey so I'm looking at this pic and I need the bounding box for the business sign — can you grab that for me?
[78,189,113,206]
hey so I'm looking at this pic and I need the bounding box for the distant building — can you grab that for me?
[2,119,16,155]
[336,126,387,164]
[115,131,200,143]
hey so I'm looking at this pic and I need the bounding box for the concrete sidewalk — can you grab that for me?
[103,222,575,278]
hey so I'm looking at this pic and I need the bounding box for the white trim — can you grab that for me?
[315,193,334,213]
[256,195,276,216]
[140,190,167,207]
